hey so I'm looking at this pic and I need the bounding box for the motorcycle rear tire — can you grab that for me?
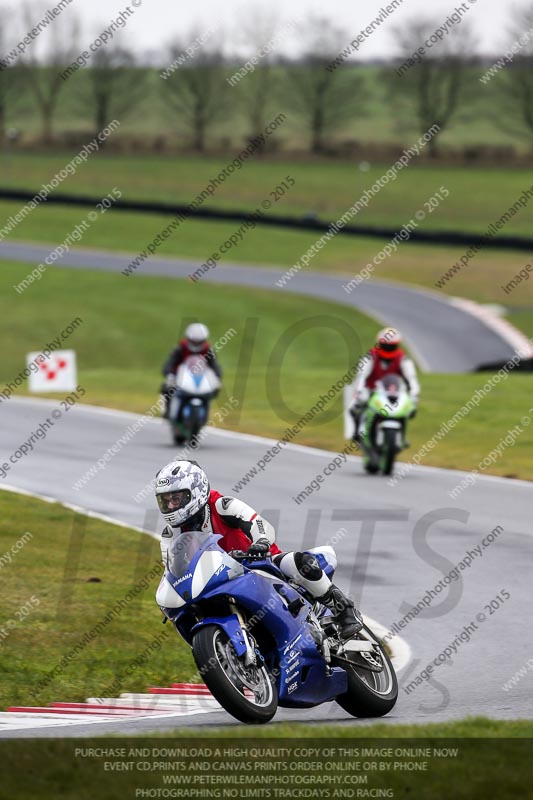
[336,626,398,717]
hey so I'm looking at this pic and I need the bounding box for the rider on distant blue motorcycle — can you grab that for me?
[161,323,222,419]
[155,459,362,639]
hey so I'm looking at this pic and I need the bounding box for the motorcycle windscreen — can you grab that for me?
[167,530,244,598]
[168,530,217,576]
[380,374,402,396]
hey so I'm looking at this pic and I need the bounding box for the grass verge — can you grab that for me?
[0,489,194,711]
[157,717,533,737]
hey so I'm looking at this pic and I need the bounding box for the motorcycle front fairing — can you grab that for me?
[156,531,243,618]
[365,380,413,445]
[175,356,221,399]
[371,377,415,421]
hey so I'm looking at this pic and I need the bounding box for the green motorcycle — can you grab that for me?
[360,375,415,476]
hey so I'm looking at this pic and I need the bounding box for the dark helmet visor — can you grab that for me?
[379,341,399,353]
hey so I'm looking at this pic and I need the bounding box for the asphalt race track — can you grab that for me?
[0,240,520,372]
[0,397,531,737]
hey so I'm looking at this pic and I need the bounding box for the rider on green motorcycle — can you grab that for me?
[349,327,420,443]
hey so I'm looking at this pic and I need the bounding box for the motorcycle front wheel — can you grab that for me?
[188,405,203,440]
[382,428,399,476]
[192,624,278,724]
[173,431,186,445]
[335,624,398,717]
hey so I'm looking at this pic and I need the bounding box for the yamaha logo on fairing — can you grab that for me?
[173,573,192,586]
[283,634,302,655]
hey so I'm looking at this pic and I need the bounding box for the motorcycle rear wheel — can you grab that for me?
[335,625,398,717]
[192,625,278,724]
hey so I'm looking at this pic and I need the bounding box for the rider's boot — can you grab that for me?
[350,408,362,444]
[319,585,363,640]
[161,386,170,419]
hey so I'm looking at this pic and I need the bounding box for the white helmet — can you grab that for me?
[155,460,210,529]
[185,323,209,353]
[376,327,402,360]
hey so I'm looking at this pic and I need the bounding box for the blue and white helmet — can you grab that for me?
[155,460,210,528]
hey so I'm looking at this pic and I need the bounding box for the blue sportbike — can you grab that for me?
[156,531,398,724]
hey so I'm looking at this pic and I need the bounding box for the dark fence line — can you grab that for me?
[477,358,533,372]
[3,189,533,252]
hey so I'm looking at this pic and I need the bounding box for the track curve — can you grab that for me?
[0,241,520,372]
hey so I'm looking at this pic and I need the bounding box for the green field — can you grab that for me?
[2,148,532,330]
[1,261,532,479]
[3,152,533,238]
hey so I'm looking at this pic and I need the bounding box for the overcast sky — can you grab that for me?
[71,0,516,55]
[12,0,523,58]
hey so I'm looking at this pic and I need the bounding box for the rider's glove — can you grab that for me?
[351,390,368,411]
[165,373,176,388]
[228,549,247,559]
[246,538,271,558]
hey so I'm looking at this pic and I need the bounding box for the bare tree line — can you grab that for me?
[1,3,533,155]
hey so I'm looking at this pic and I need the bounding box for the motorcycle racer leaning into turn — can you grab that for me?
[155,460,363,640]
[349,327,420,442]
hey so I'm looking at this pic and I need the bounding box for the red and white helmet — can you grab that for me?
[376,327,402,360]
[185,323,209,353]
[155,460,210,529]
